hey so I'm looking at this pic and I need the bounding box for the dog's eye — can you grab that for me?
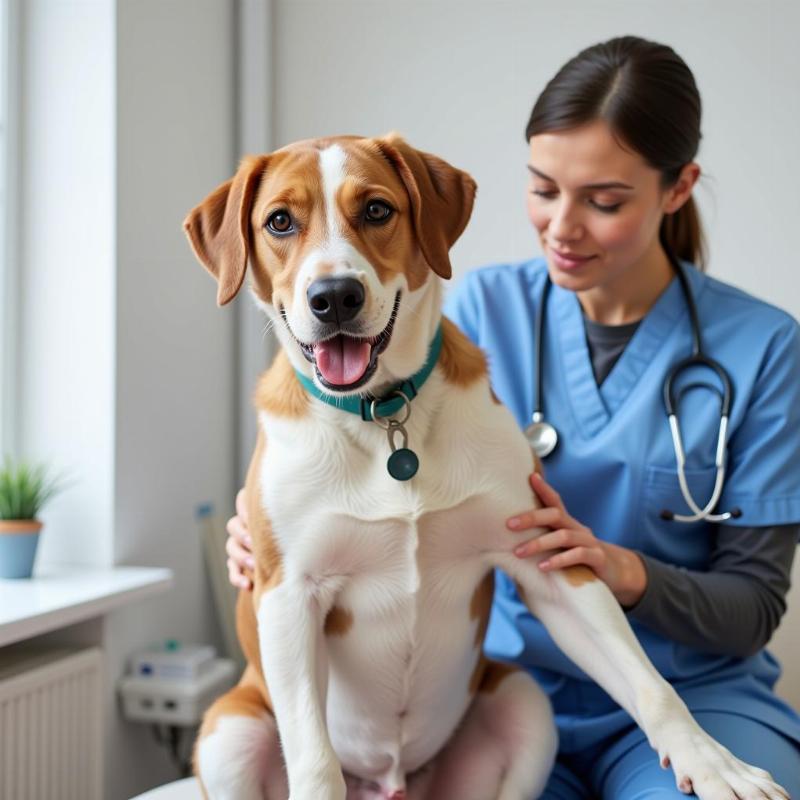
[266,210,294,235]
[364,200,393,224]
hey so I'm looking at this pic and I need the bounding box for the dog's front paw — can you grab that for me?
[655,719,789,800]
[288,763,347,800]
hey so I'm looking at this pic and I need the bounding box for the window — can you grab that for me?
[0,0,17,456]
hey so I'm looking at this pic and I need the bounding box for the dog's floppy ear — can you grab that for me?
[183,155,269,306]
[375,134,476,280]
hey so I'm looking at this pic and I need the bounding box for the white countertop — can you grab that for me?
[0,564,174,647]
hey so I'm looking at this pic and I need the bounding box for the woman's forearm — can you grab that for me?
[625,524,797,657]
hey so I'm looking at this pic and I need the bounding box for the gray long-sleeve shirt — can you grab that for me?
[584,315,797,658]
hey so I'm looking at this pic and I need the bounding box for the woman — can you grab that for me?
[226,36,800,797]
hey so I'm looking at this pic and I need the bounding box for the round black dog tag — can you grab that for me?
[387,448,419,481]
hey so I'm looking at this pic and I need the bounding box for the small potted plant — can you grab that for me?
[0,457,66,579]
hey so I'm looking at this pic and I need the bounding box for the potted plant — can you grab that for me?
[0,457,66,579]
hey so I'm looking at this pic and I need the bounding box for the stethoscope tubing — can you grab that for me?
[527,254,740,523]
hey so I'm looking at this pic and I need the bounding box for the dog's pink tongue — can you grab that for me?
[314,335,371,386]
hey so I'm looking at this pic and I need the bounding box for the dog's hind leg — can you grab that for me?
[411,662,557,800]
[194,677,288,800]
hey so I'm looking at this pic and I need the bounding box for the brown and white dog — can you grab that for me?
[183,135,787,800]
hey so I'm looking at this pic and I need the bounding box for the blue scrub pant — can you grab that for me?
[538,711,800,799]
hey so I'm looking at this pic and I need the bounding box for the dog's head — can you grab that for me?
[183,134,476,395]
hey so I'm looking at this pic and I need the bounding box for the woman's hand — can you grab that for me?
[508,472,647,608]
[226,488,254,590]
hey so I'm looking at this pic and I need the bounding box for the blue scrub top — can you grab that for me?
[443,257,800,753]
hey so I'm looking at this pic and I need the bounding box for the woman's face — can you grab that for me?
[527,118,695,295]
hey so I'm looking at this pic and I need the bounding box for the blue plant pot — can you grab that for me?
[0,521,43,579]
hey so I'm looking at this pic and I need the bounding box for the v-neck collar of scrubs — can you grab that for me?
[549,262,706,439]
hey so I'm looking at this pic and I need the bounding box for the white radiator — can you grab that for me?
[0,646,103,800]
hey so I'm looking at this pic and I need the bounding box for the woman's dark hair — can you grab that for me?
[526,36,706,269]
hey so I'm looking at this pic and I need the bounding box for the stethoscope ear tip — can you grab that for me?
[730,508,742,519]
[660,509,675,521]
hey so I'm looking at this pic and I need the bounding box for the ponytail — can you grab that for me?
[660,195,707,270]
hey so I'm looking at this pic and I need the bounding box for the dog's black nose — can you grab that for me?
[307,277,365,324]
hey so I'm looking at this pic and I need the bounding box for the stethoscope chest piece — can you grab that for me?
[525,412,558,458]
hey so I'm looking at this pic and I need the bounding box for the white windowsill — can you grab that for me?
[0,564,174,647]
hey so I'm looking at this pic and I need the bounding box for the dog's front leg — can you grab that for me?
[497,556,788,800]
[257,580,346,800]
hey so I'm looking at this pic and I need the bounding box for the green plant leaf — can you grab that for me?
[0,455,69,520]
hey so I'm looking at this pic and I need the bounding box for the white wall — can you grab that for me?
[271,0,799,310]
[269,0,800,702]
[114,0,235,612]
[107,2,237,796]
[18,1,238,797]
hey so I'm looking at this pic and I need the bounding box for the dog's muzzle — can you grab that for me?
[287,289,401,392]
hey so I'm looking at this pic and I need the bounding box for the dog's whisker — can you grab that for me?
[260,319,278,343]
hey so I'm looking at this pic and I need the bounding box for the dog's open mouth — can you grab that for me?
[289,291,401,392]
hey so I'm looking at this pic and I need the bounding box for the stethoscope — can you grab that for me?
[525,255,742,523]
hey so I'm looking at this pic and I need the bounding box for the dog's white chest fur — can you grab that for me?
[257,371,534,785]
